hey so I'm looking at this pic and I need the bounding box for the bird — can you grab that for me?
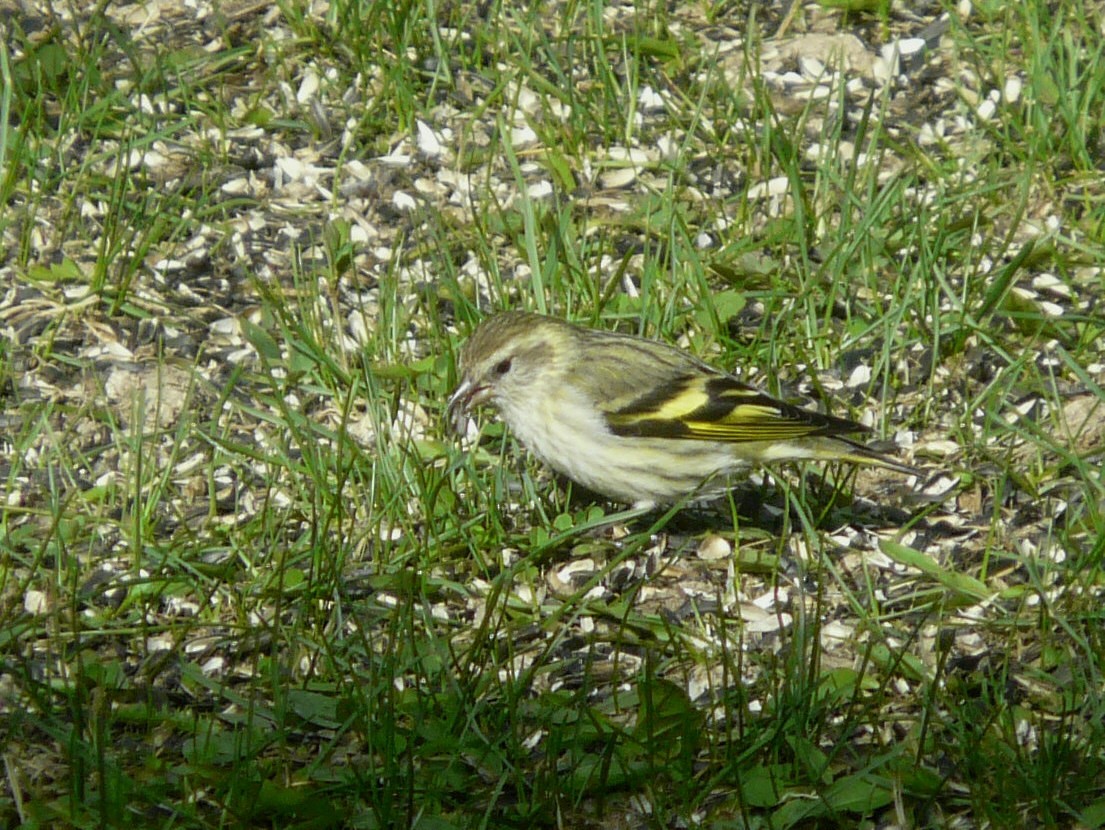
[447,311,917,510]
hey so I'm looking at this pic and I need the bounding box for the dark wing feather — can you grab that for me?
[607,376,871,443]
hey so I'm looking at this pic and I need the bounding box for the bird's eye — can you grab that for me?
[494,358,513,375]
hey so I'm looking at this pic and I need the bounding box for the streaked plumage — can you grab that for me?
[448,311,916,509]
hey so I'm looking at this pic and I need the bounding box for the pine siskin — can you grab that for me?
[447,311,917,510]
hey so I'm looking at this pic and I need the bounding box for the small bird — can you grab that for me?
[447,311,917,510]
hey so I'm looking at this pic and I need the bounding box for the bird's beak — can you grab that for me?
[446,376,480,435]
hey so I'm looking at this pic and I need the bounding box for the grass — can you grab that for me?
[2,0,1104,827]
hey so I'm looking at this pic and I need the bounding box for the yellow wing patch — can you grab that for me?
[606,376,866,444]
[645,387,710,421]
[683,402,825,442]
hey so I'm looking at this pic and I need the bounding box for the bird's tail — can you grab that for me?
[821,437,921,477]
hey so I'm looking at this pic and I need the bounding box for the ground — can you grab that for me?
[2,0,1104,827]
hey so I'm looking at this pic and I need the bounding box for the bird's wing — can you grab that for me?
[605,375,869,443]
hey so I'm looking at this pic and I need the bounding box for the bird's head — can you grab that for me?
[446,311,567,433]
